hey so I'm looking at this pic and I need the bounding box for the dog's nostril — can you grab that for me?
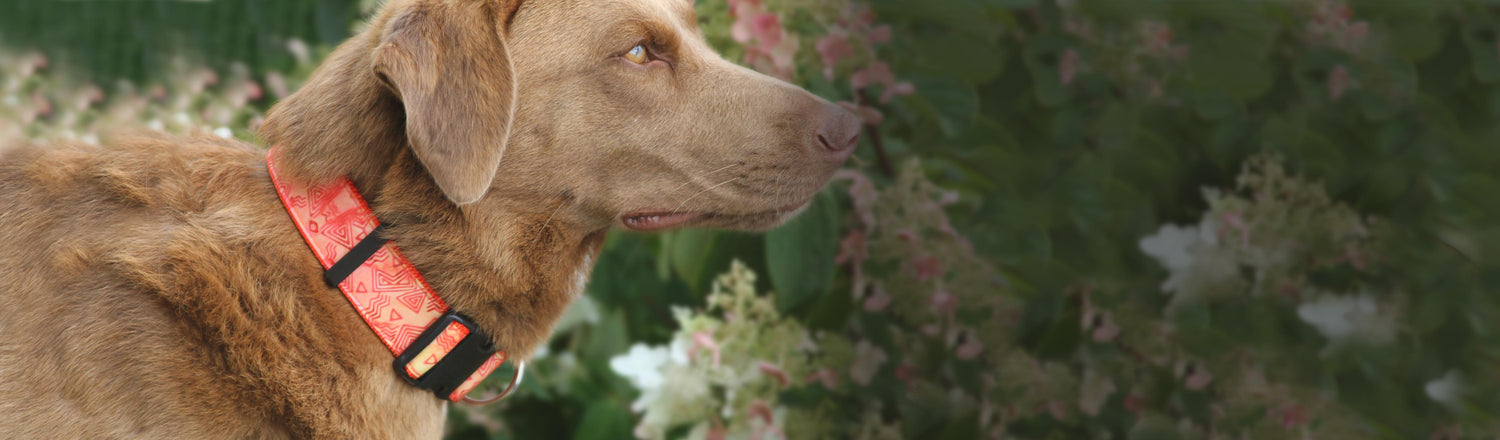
[815,103,862,155]
[817,134,835,151]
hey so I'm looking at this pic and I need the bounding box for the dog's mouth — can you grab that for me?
[621,211,703,231]
[621,202,810,232]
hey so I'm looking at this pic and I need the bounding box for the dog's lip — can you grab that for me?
[621,211,703,231]
[621,202,808,231]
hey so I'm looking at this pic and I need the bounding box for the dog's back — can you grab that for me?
[0,135,292,438]
[0,135,446,438]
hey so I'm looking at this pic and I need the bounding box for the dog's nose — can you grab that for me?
[815,104,861,157]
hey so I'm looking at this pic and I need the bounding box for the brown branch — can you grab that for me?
[855,89,895,178]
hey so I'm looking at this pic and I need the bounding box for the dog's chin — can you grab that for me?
[620,200,811,232]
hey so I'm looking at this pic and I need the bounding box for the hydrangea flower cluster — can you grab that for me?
[612,159,1016,439]
[1052,0,1392,104]
[0,43,311,146]
[720,0,911,123]
[610,261,813,440]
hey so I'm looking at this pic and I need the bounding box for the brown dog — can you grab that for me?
[0,0,857,437]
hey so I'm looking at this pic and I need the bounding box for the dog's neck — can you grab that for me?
[365,151,607,359]
[259,34,605,358]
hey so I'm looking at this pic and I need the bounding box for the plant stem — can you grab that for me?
[856,89,895,178]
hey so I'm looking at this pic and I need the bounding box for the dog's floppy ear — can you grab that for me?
[372,0,519,205]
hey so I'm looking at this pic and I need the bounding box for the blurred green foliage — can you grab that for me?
[5,0,1500,438]
[0,0,360,82]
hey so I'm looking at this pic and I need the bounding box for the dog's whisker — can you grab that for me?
[541,197,567,232]
[671,176,741,215]
[665,162,739,199]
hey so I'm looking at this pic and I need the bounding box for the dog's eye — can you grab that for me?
[624,45,648,64]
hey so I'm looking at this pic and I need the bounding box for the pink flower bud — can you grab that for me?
[1123,393,1146,416]
[850,62,894,90]
[805,369,839,389]
[930,290,958,317]
[689,331,721,368]
[1184,366,1213,390]
[894,363,917,383]
[1059,49,1081,86]
[1091,317,1120,343]
[920,324,941,336]
[880,81,915,103]
[759,361,790,386]
[1220,211,1250,247]
[1277,403,1308,429]
[863,286,892,312]
[750,13,783,47]
[706,426,727,440]
[913,256,943,282]
[835,230,866,266]
[32,92,52,117]
[244,81,264,101]
[732,17,755,43]
[956,333,984,359]
[1328,65,1350,101]
[816,33,853,70]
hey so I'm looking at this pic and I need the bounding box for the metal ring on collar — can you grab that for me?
[460,359,526,406]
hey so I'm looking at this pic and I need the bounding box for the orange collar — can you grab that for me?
[266,148,521,404]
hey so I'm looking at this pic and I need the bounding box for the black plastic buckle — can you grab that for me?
[393,311,498,401]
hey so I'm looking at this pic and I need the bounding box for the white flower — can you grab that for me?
[213,127,233,139]
[1139,223,1198,271]
[1424,370,1462,405]
[611,343,671,391]
[286,38,311,64]
[1296,294,1395,347]
[849,340,888,386]
[1139,219,1238,299]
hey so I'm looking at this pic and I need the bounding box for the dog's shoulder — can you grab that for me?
[0,131,368,437]
[1,130,265,210]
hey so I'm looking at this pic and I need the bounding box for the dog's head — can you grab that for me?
[265,0,858,233]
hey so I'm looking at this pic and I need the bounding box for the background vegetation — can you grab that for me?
[3,0,1498,438]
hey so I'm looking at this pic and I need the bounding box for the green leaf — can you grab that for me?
[911,33,1004,84]
[765,190,841,314]
[668,229,717,293]
[874,0,996,39]
[778,386,831,408]
[1095,103,1141,151]
[667,229,766,294]
[1024,32,1073,108]
[583,309,630,364]
[1463,18,1500,84]
[1387,21,1445,62]
[1127,414,1182,440]
[906,75,981,138]
[933,413,981,440]
[1184,36,1273,101]
[572,401,633,440]
[803,272,856,332]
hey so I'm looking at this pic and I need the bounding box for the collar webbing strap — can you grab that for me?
[265,148,506,402]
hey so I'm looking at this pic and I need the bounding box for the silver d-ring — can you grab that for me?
[460,359,526,406]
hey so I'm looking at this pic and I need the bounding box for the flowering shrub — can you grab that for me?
[611,261,813,440]
[0,46,314,145]
[6,0,1500,438]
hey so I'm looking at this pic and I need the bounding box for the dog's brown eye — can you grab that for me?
[624,45,648,64]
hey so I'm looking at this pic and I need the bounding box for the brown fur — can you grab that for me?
[0,0,857,438]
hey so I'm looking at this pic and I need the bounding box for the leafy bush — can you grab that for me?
[4,0,1499,438]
